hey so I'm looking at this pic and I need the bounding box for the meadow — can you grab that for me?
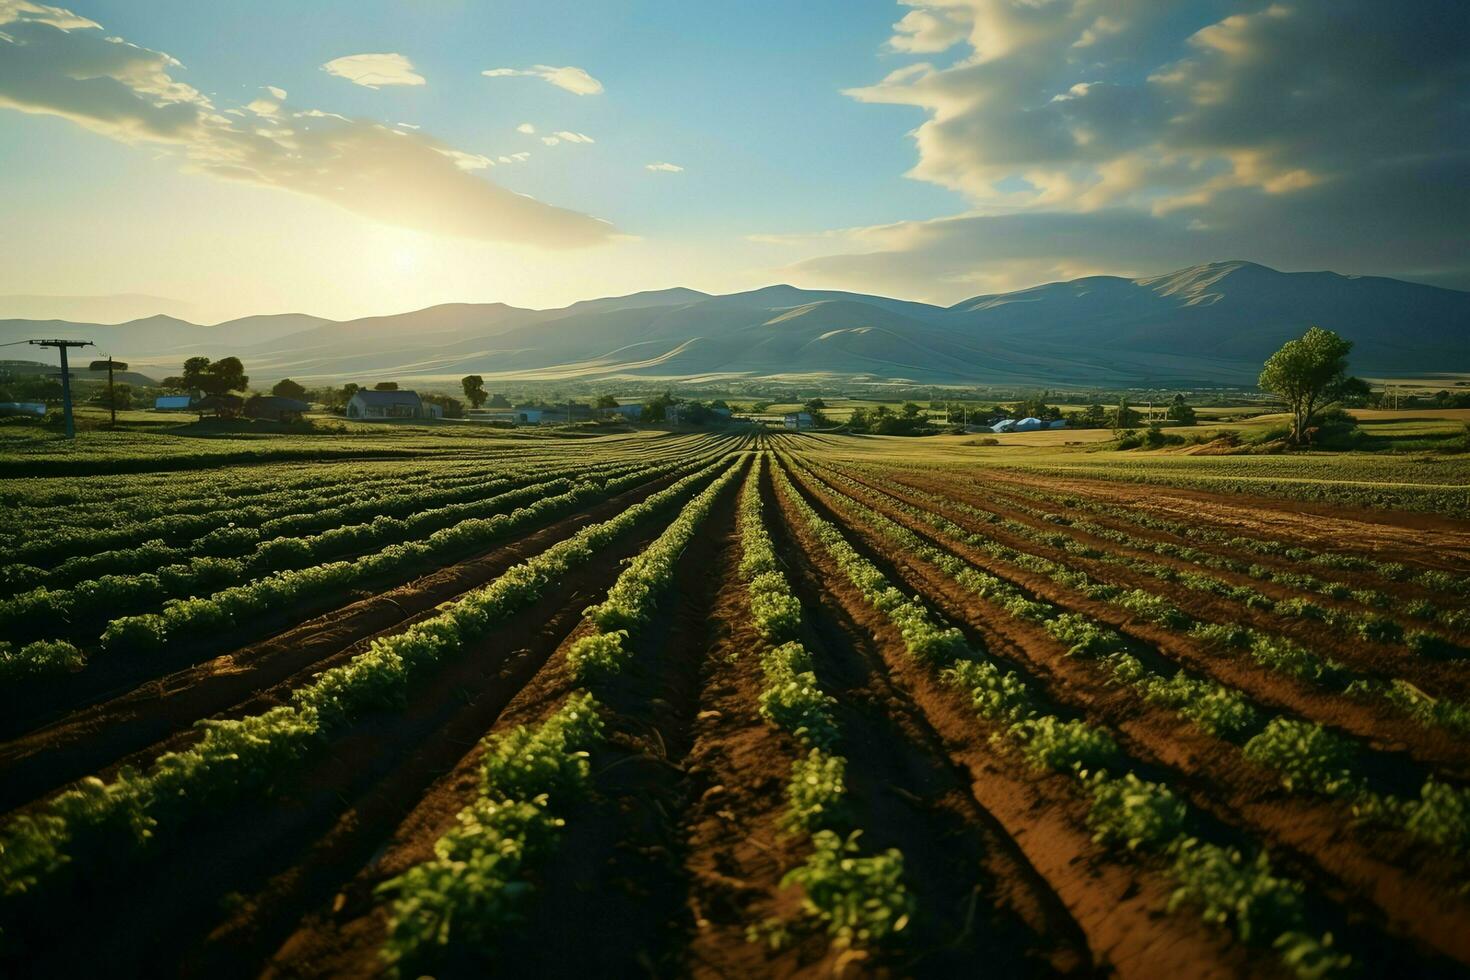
[0,423,1467,978]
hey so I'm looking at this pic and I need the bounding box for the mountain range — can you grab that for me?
[2,262,1465,387]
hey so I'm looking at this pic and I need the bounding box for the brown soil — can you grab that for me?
[0,467,691,810]
[2,498,681,979]
[779,458,1470,971]
[969,467,1470,571]
[811,460,1470,768]
[768,458,1273,980]
[891,467,1470,648]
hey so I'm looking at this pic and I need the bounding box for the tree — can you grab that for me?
[489,392,511,408]
[804,397,827,410]
[342,383,360,401]
[1258,326,1354,444]
[272,378,307,400]
[181,356,248,396]
[373,381,399,391]
[901,401,923,418]
[1110,397,1141,430]
[595,394,619,409]
[1165,394,1197,425]
[461,375,487,409]
[423,393,464,419]
[93,382,133,411]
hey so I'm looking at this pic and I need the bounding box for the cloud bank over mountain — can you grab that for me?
[783,0,1470,299]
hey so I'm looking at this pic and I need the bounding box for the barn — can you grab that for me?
[347,390,429,420]
[783,412,814,430]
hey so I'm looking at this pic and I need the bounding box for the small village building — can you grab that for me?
[1048,419,1068,429]
[244,395,311,422]
[991,419,1017,433]
[602,403,643,420]
[347,389,429,420]
[154,394,196,411]
[1013,417,1044,432]
[783,411,814,430]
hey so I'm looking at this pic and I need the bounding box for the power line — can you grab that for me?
[28,339,94,439]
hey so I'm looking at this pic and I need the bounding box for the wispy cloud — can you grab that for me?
[482,64,603,95]
[321,52,426,89]
[646,161,683,173]
[541,131,593,147]
[516,122,535,134]
[0,6,615,247]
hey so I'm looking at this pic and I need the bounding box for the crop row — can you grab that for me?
[1,438,709,574]
[769,458,1349,977]
[0,463,543,589]
[999,455,1470,518]
[378,453,749,970]
[0,455,736,942]
[737,457,912,951]
[0,458,526,564]
[1,459,650,642]
[810,459,1470,740]
[376,692,605,975]
[788,457,1470,868]
[9,448,694,622]
[0,460,690,682]
[913,469,1470,628]
[566,454,749,681]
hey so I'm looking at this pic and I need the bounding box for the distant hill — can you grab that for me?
[2,262,1464,386]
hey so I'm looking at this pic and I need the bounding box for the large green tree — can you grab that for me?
[1258,326,1353,444]
[272,378,307,400]
[181,356,248,396]
[461,375,487,409]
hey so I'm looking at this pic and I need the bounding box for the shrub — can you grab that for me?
[780,830,912,950]
[1243,719,1359,796]
[1087,772,1187,852]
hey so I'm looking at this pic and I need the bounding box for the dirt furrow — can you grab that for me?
[781,459,1470,971]
[0,466,695,808]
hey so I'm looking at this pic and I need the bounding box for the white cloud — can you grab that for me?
[554,131,593,144]
[645,162,683,173]
[889,7,969,53]
[321,52,425,89]
[0,7,615,247]
[795,0,1470,295]
[516,122,535,134]
[482,64,603,95]
[246,86,284,117]
[540,135,559,146]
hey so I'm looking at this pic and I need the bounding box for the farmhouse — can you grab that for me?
[783,412,815,430]
[1013,417,1044,432]
[991,419,1017,432]
[602,403,642,420]
[346,390,436,420]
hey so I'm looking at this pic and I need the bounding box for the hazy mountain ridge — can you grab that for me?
[2,262,1464,385]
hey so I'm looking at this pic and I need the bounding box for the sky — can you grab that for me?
[0,0,1466,323]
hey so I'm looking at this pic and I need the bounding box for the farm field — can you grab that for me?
[1,429,1469,978]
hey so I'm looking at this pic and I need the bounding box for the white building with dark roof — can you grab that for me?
[347,389,429,420]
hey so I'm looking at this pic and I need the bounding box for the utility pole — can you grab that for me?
[29,339,93,440]
[90,356,129,428]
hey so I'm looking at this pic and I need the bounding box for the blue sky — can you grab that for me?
[0,1,1465,322]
